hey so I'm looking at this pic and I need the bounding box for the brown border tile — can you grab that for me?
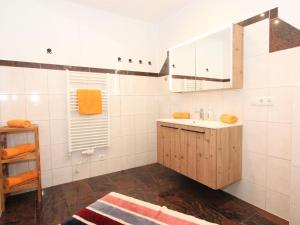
[270,7,278,19]
[40,63,65,70]
[0,60,41,69]
[89,67,115,74]
[237,10,270,27]
[0,59,158,77]
[158,52,169,77]
[270,18,300,52]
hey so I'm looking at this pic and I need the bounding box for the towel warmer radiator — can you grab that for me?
[66,71,109,153]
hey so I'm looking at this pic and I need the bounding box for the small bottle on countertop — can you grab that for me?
[206,106,214,121]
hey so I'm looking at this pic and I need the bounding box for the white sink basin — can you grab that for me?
[157,118,241,129]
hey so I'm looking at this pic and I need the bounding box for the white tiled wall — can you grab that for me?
[157,19,300,222]
[0,68,159,188]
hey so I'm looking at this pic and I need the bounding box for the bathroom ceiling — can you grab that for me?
[69,0,193,23]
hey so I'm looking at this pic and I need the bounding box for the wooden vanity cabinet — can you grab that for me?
[157,122,242,189]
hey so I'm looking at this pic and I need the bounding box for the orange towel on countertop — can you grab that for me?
[5,170,38,189]
[220,114,238,124]
[77,89,102,115]
[7,119,32,128]
[172,112,190,119]
[1,144,35,159]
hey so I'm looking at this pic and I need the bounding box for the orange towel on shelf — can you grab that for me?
[5,170,38,189]
[1,144,35,159]
[220,114,238,124]
[172,112,190,119]
[7,119,32,128]
[77,89,102,115]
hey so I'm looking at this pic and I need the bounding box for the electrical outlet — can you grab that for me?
[251,97,273,106]
[264,97,273,106]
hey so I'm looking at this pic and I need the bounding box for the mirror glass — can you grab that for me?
[169,25,232,92]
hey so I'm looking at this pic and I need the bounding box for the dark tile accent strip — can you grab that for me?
[0,59,159,77]
[270,7,279,19]
[173,75,230,82]
[270,18,300,52]
[237,10,270,27]
[40,63,65,70]
[0,60,41,69]
[236,7,300,52]
[89,67,115,74]
[158,52,169,77]
[65,65,90,72]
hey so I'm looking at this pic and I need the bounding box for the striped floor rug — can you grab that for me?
[61,192,217,225]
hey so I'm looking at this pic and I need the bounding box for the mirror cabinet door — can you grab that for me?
[170,43,196,92]
[195,26,232,91]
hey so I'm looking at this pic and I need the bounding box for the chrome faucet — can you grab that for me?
[195,108,205,120]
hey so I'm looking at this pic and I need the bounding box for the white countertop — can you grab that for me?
[156,118,242,129]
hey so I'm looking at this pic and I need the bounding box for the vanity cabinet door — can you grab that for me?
[157,125,164,164]
[216,126,242,188]
[179,130,188,175]
[179,130,197,178]
[187,131,197,180]
[157,125,179,168]
[162,127,172,168]
[196,129,217,188]
[170,128,180,172]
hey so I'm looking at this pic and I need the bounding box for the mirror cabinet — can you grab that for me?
[169,24,243,92]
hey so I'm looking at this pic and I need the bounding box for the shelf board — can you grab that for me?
[1,152,37,164]
[0,124,38,134]
[4,179,38,194]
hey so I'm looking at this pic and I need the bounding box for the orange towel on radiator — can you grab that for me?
[1,144,35,159]
[7,119,32,128]
[5,170,38,189]
[77,89,102,115]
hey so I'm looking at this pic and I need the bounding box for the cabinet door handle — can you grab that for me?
[160,125,179,130]
[182,129,205,134]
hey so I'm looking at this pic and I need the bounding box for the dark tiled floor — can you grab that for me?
[0,164,288,225]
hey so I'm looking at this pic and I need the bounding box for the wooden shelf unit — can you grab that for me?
[0,125,42,211]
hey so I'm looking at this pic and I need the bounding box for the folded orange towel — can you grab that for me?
[77,89,102,115]
[1,144,35,159]
[7,119,32,128]
[172,112,190,119]
[5,170,38,189]
[220,114,238,124]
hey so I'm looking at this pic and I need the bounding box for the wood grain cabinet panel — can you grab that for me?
[157,125,180,169]
[157,122,242,189]
[179,129,188,175]
[157,126,164,164]
[170,128,180,172]
[216,126,242,189]
[196,129,217,189]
